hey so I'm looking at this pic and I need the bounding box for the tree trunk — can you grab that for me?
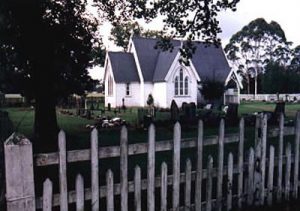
[247,75,250,94]
[254,75,257,100]
[34,88,58,151]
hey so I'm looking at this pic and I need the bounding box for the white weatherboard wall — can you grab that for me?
[104,62,116,107]
[115,83,141,107]
[153,82,167,108]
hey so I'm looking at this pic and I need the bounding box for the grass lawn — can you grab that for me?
[2,101,299,150]
[238,101,300,119]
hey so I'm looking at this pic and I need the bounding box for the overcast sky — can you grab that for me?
[89,0,300,80]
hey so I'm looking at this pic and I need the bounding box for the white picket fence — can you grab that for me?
[4,112,300,211]
[240,93,300,102]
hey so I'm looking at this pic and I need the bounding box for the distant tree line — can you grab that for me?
[225,18,300,95]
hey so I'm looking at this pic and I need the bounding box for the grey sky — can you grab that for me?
[218,0,300,46]
[89,0,300,80]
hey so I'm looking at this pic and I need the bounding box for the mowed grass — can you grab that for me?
[239,101,300,119]
[2,101,300,149]
[3,102,300,140]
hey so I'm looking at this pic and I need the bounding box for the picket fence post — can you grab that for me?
[277,113,284,202]
[147,124,155,211]
[172,122,181,211]
[217,119,225,211]
[134,166,141,211]
[195,120,203,211]
[293,112,300,198]
[4,133,36,211]
[59,130,68,211]
[238,118,245,209]
[43,179,53,211]
[260,114,268,205]
[206,156,213,211]
[91,128,99,211]
[161,162,168,211]
[120,126,128,211]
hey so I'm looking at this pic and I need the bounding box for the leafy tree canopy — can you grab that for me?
[262,62,300,94]
[199,80,225,101]
[99,0,239,59]
[224,18,291,94]
[0,0,240,145]
[290,45,300,72]
[109,21,163,51]
[0,0,105,145]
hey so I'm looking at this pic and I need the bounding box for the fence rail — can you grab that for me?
[240,93,300,102]
[4,112,300,211]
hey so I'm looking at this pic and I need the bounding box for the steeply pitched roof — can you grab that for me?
[153,47,180,82]
[108,52,140,83]
[108,37,231,84]
[191,42,231,82]
[132,36,181,82]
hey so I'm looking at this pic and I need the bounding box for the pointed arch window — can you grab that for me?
[175,76,179,95]
[108,75,113,96]
[179,69,183,95]
[174,68,190,96]
[184,76,189,95]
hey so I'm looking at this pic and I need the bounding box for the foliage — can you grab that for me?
[0,0,105,143]
[0,0,104,98]
[290,45,300,72]
[98,0,239,58]
[261,62,300,94]
[224,18,291,94]
[199,80,225,101]
[0,0,240,143]
[109,21,163,51]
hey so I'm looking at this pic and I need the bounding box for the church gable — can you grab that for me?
[107,52,140,83]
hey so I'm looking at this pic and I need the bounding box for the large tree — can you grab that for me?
[290,45,300,72]
[0,0,240,145]
[0,0,104,145]
[224,18,291,96]
[262,62,300,94]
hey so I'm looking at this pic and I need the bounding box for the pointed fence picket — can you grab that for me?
[76,174,84,211]
[134,166,141,211]
[91,128,99,211]
[42,179,52,211]
[4,113,300,211]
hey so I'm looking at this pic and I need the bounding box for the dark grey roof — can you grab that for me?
[152,47,180,82]
[132,36,181,82]
[108,52,140,83]
[108,37,231,84]
[191,42,231,82]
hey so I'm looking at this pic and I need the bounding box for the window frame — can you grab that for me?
[126,83,130,96]
[174,68,190,97]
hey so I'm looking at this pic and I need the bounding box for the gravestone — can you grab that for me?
[190,103,196,118]
[181,102,188,112]
[171,100,180,122]
[226,103,239,125]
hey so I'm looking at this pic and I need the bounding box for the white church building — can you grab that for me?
[104,36,241,108]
